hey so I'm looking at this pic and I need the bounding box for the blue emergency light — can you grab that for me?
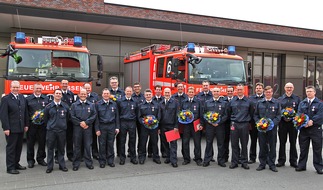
[74,36,82,47]
[187,43,195,53]
[15,32,26,43]
[228,46,236,55]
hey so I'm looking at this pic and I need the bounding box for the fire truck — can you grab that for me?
[124,43,251,95]
[1,32,103,96]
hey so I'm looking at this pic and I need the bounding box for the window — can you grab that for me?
[157,58,165,78]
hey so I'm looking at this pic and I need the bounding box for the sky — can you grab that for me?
[106,0,323,31]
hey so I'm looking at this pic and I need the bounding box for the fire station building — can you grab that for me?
[1,1,323,99]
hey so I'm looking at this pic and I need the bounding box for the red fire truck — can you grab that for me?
[1,32,103,96]
[124,43,251,95]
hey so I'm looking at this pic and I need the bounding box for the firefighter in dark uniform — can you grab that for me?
[276,82,300,168]
[248,82,264,164]
[95,88,120,168]
[109,76,124,158]
[254,86,281,172]
[201,87,228,167]
[171,83,188,107]
[159,88,180,167]
[138,89,161,165]
[70,88,97,171]
[296,85,323,174]
[0,81,28,174]
[150,85,164,158]
[44,88,69,173]
[222,86,234,163]
[60,79,75,162]
[77,83,100,160]
[132,82,145,157]
[181,86,203,166]
[117,86,139,165]
[196,80,214,162]
[227,84,253,170]
[26,83,49,168]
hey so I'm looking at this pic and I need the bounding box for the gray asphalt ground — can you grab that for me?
[0,127,322,190]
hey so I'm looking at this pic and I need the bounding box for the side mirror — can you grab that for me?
[187,54,202,64]
[244,61,252,83]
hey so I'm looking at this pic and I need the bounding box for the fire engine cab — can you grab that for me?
[124,43,251,95]
[1,32,103,95]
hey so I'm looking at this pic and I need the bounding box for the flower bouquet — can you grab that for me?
[281,107,296,121]
[110,94,122,101]
[256,117,274,132]
[293,113,309,130]
[31,109,44,125]
[142,115,159,129]
[178,110,194,124]
[203,111,221,125]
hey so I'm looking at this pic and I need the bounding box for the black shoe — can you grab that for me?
[87,165,94,170]
[248,159,256,164]
[203,162,210,167]
[54,159,59,164]
[164,159,170,164]
[100,164,105,168]
[196,161,202,166]
[153,159,161,164]
[7,170,19,174]
[16,164,26,170]
[38,160,47,166]
[290,163,298,168]
[270,167,278,172]
[28,162,35,168]
[120,160,125,165]
[218,163,226,167]
[276,163,285,167]
[316,170,323,175]
[148,154,152,158]
[229,164,238,169]
[256,166,265,171]
[131,160,138,165]
[162,154,167,158]
[59,167,68,172]
[46,168,53,173]
[242,164,250,170]
[295,167,306,172]
[182,160,190,165]
[211,158,215,162]
[139,160,145,165]
[108,163,115,167]
[72,167,78,171]
[172,163,178,168]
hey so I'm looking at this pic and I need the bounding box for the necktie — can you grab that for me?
[308,100,311,106]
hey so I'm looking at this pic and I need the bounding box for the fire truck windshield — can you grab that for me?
[188,57,246,84]
[7,49,90,81]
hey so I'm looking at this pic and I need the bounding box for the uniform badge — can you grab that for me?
[61,110,64,116]
[219,105,222,111]
[293,102,296,108]
[194,105,196,111]
[131,104,134,110]
[272,106,275,112]
[69,98,73,103]
[112,107,115,112]
[312,106,315,111]
[88,107,91,113]
[152,106,155,112]
[230,125,235,131]
[42,102,45,107]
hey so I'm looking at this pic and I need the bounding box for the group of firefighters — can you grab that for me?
[0,77,322,175]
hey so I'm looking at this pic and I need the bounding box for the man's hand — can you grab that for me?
[4,130,10,136]
[115,129,120,135]
[212,123,219,127]
[96,131,101,136]
[199,125,203,131]
[174,128,179,133]
[80,121,87,128]
[308,120,313,127]
[24,126,28,132]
